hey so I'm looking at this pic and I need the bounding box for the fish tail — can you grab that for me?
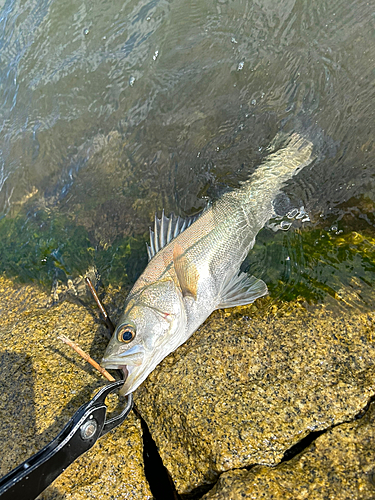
[243,132,314,193]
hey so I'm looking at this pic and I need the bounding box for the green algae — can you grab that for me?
[247,218,375,305]
[0,207,147,289]
[0,209,92,286]
[0,195,373,310]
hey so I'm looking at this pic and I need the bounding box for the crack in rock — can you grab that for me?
[135,304,375,495]
[136,406,180,500]
[201,396,375,499]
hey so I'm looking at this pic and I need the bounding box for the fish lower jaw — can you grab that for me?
[100,361,129,379]
[119,365,139,395]
[101,362,133,395]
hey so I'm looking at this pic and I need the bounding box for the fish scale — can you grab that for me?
[102,133,314,395]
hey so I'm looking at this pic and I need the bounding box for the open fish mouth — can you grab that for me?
[116,365,134,395]
[119,365,139,395]
[100,361,138,395]
[101,361,130,381]
[101,345,145,369]
[101,347,145,395]
[117,365,129,382]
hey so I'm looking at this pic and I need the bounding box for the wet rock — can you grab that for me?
[135,300,375,495]
[50,265,100,305]
[54,130,167,248]
[203,400,375,499]
[0,276,152,499]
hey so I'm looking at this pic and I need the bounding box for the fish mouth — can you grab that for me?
[100,361,140,396]
[101,345,146,396]
[119,365,138,395]
[113,364,132,394]
[101,345,145,368]
[103,363,142,396]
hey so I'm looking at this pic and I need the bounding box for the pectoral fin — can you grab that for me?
[216,273,268,309]
[173,243,199,300]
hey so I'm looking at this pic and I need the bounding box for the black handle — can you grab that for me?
[0,403,106,500]
[0,380,132,500]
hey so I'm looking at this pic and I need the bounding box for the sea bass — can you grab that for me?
[101,133,314,395]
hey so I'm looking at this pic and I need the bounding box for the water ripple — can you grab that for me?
[0,0,373,305]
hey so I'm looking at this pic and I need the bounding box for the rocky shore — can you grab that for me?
[0,275,374,499]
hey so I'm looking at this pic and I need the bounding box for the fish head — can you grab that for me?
[101,278,187,395]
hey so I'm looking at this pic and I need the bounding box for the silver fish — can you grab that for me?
[101,133,314,395]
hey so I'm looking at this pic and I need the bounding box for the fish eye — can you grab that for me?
[117,325,136,343]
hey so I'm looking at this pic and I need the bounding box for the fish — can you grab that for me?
[101,133,314,395]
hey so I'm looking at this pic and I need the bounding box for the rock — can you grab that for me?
[39,414,150,500]
[134,300,375,495]
[203,400,375,499]
[0,276,152,499]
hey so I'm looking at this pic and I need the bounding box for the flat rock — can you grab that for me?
[0,276,152,499]
[203,400,375,499]
[135,300,375,495]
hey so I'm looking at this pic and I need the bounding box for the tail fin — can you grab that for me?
[243,133,314,193]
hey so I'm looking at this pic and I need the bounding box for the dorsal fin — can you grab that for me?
[146,209,202,261]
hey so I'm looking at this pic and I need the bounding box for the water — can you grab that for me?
[0,0,374,310]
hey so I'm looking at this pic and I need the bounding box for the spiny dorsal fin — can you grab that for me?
[172,243,199,300]
[216,272,268,309]
[146,209,202,261]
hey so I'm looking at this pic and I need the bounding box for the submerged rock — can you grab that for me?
[203,400,375,499]
[0,276,152,499]
[135,300,375,495]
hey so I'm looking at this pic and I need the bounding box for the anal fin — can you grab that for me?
[216,273,268,309]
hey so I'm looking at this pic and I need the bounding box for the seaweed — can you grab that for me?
[0,207,147,289]
[0,196,373,307]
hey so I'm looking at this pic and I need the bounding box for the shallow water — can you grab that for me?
[0,0,374,309]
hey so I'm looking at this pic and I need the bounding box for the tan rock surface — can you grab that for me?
[135,300,375,495]
[203,400,375,499]
[0,275,152,499]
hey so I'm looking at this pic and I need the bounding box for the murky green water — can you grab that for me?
[0,0,374,310]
